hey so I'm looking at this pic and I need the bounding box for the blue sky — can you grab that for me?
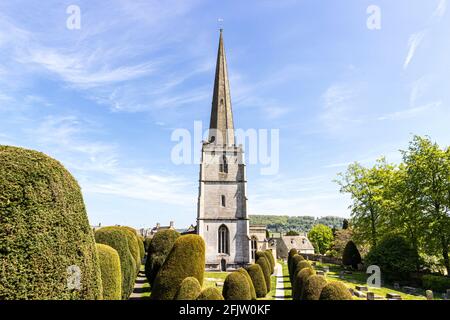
[1,0,449,229]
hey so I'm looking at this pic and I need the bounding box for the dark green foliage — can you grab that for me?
[289,254,305,282]
[246,264,268,298]
[302,275,328,300]
[0,146,102,300]
[287,249,298,275]
[197,287,224,300]
[365,235,419,281]
[95,226,136,299]
[292,261,311,284]
[285,230,300,236]
[96,243,122,300]
[119,226,141,273]
[293,267,315,300]
[342,241,362,269]
[237,268,257,300]
[319,281,352,300]
[151,235,205,300]
[175,277,202,300]
[137,235,145,262]
[342,219,349,230]
[264,250,275,273]
[222,272,252,300]
[144,237,152,252]
[422,275,450,292]
[256,257,271,292]
[145,229,180,287]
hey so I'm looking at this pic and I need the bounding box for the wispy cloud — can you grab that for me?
[377,101,442,121]
[404,31,426,70]
[433,0,447,20]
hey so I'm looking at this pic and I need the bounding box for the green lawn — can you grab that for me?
[281,260,292,299]
[314,262,436,300]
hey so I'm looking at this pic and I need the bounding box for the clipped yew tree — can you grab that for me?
[96,243,122,300]
[292,260,310,284]
[293,267,315,300]
[197,287,224,300]
[265,250,275,270]
[237,268,257,300]
[263,251,274,273]
[342,241,362,269]
[175,277,202,300]
[287,249,298,275]
[302,275,328,300]
[145,229,180,287]
[119,226,141,273]
[95,226,136,299]
[151,234,205,300]
[137,235,145,261]
[246,264,268,298]
[256,257,271,292]
[223,272,252,300]
[0,146,103,299]
[290,254,305,282]
[319,281,353,300]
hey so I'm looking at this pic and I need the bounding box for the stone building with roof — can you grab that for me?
[277,234,315,259]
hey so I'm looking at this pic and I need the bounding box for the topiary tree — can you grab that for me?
[0,146,103,300]
[342,240,362,269]
[145,229,180,287]
[236,268,257,300]
[265,249,275,268]
[319,281,353,300]
[222,272,252,300]
[119,226,141,274]
[293,267,315,300]
[95,226,136,299]
[137,235,145,262]
[291,258,309,284]
[151,234,205,300]
[197,287,224,300]
[288,248,298,275]
[302,275,328,300]
[256,257,271,292]
[290,254,305,281]
[365,234,419,282]
[174,277,202,300]
[263,250,275,273]
[96,243,122,300]
[144,237,152,252]
[246,264,268,298]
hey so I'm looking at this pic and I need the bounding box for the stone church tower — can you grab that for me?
[197,30,251,270]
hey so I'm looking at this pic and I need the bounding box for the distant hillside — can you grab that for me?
[249,215,346,233]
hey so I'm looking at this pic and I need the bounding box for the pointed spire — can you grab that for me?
[208,29,235,145]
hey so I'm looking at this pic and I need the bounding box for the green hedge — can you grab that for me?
[175,277,202,300]
[265,250,275,270]
[287,249,298,275]
[0,146,102,300]
[197,287,224,300]
[263,251,275,273]
[289,254,305,282]
[151,235,205,300]
[293,267,315,300]
[302,275,328,300]
[246,264,267,298]
[237,268,257,300]
[95,226,136,299]
[292,260,311,285]
[319,281,353,300]
[137,235,145,262]
[145,229,180,287]
[96,243,122,300]
[256,257,271,292]
[223,272,252,300]
[144,237,152,252]
[422,275,450,292]
[119,226,141,274]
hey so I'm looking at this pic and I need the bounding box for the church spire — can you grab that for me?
[208,29,235,145]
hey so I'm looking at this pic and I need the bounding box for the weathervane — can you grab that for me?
[217,18,224,31]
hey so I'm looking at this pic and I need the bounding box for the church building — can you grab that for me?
[197,30,251,271]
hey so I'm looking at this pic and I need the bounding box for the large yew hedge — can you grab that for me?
[0,146,103,300]
[319,281,353,300]
[96,243,122,300]
[246,264,267,298]
[223,272,252,300]
[256,257,271,292]
[236,268,257,300]
[145,229,180,287]
[175,277,202,300]
[197,287,224,300]
[293,267,315,300]
[302,275,328,300]
[95,226,136,299]
[150,235,205,300]
[119,226,141,274]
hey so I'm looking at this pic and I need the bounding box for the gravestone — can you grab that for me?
[425,290,433,300]
[215,282,224,287]
[316,270,324,276]
[339,271,344,279]
[323,266,329,273]
[356,285,368,291]
[386,293,401,300]
[367,292,375,300]
[403,286,417,294]
[354,290,367,298]
[393,282,400,290]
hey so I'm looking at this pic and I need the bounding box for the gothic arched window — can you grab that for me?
[251,236,257,260]
[218,225,229,254]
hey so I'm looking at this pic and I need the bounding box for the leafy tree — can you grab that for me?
[285,230,299,236]
[329,228,353,258]
[308,224,333,254]
[342,241,361,269]
[342,219,349,230]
